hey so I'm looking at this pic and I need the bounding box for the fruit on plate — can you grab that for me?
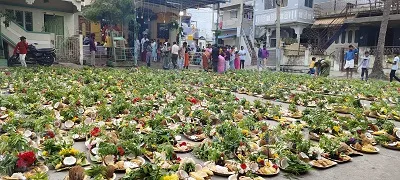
[309,158,336,168]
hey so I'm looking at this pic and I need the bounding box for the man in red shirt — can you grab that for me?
[13,36,28,67]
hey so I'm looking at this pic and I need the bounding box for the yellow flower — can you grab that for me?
[69,148,79,155]
[58,149,69,156]
[42,151,48,157]
[162,174,179,180]
[237,154,244,160]
[241,129,249,136]
[333,126,340,133]
[273,153,279,159]
[72,116,79,122]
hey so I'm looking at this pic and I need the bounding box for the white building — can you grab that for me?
[0,0,82,59]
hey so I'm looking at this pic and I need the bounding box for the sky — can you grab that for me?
[187,8,216,41]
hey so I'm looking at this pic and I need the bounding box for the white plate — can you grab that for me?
[91,147,99,155]
[64,120,74,129]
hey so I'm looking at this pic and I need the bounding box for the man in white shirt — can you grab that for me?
[388,51,400,82]
[358,51,370,81]
[238,46,247,69]
[171,42,180,69]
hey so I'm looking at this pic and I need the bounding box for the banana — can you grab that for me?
[201,168,213,176]
[189,172,205,180]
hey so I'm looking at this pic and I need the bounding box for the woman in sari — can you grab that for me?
[202,49,210,71]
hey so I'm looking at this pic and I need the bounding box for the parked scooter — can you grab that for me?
[8,43,55,66]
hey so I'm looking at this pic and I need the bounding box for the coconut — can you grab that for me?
[104,155,115,166]
[63,156,77,166]
[0,114,8,120]
[65,120,74,129]
[280,157,289,169]
[105,165,115,179]
[178,170,189,179]
[69,166,85,180]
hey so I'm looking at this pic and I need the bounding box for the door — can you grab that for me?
[44,15,64,36]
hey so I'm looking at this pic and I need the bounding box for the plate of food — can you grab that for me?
[308,158,337,169]
[173,141,194,153]
[381,141,400,151]
[350,143,379,154]
[322,154,352,163]
[184,133,206,142]
[229,174,265,180]
[205,161,237,177]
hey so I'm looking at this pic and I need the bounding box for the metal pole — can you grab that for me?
[276,0,281,72]
[252,0,256,46]
[238,0,244,48]
[216,3,220,45]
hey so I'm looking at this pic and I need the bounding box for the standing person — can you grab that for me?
[171,42,179,69]
[358,51,370,81]
[182,42,189,69]
[309,57,316,75]
[202,49,211,71]
[229,46,236,70]
[344,45,358,79]
[89,33,97,67]
[134,38,140,66]
[145,41,152,67]
[223,46,230,72]
[157,42,162,62]
[257,44,263,71]
[211,44,219,72]
[388,51,400,82]
[141,36,148,62]
[262,45,269,68]
[218,51,225,73]
[105,33,112,58]
[162,42,171,69]
[234,51,240,69]
[239,46,247,69]
[13,36,28,67]
[151,40,157,62]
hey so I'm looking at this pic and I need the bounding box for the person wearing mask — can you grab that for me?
[262,45,269,69]
[238,46,247,69]
[171,42,180,69]
[358,51,370,81]
[162,42,171,69]
[13,36,28,67]
[211,44,220,72]
[89,33,97,67]
[344,45,358,79]
[388,51,400,82]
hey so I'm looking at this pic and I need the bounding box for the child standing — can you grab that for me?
[309,57,316,75]
[358,51,370,81]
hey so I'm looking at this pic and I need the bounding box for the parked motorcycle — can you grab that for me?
[8,43,56,66]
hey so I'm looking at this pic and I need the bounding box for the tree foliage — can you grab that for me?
[82,0,136,25]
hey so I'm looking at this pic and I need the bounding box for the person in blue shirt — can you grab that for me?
[344,45,358,79]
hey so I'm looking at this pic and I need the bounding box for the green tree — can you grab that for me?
[83,0,137,40]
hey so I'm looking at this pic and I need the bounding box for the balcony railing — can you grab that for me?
[314,0,400,17]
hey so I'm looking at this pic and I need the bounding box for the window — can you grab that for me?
[347,30,353,43]
[230,10,238,18]
[305,0,313,8]
[25,12,33,31]
[341,31,346,44]
[265,0,276,10]
[15,10,24,28]
[354,30,359,43]
[5,9,33,31]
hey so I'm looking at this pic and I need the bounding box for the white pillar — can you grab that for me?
[79,34,83,65]
[294,26,304,44]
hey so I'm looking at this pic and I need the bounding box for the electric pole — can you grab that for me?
[276,0,281,72]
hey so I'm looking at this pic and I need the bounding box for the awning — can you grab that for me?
[312,16,355,28]
[145,0,227,9]
[218,34,236,39]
